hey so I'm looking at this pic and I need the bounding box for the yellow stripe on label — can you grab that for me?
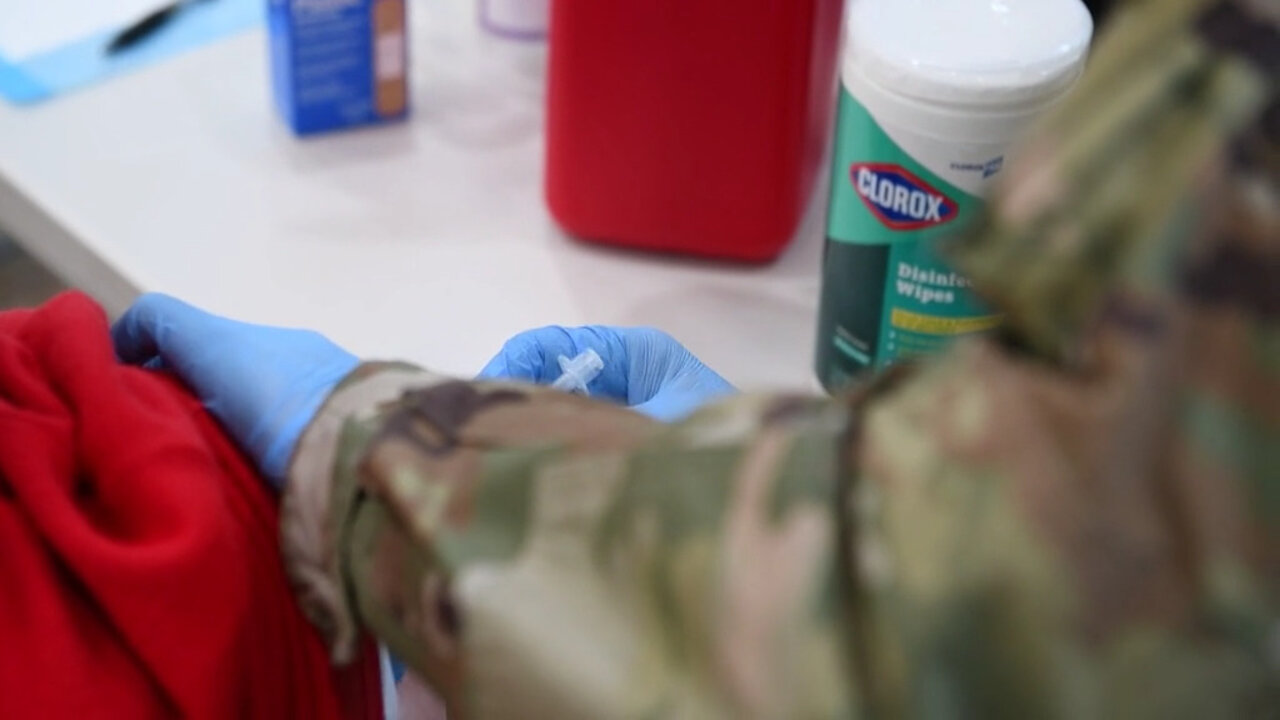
[890,309,1002,335]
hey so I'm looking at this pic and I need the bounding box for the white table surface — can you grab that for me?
[0,0,828,389]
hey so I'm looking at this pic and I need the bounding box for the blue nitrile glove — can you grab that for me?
[478,326,735,421]
[111,293,359,486]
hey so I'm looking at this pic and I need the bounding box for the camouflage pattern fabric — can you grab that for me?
[281,0,1279,717]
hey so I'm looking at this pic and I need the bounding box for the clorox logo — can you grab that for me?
[850,163,959,231]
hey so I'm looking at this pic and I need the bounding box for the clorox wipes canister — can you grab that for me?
[815,0,1092,391]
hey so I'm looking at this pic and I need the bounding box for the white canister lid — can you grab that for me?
[846,0,1094,109]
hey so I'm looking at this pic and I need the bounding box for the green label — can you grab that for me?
[816,89,1000,388]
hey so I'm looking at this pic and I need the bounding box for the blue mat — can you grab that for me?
[0,0,261,105]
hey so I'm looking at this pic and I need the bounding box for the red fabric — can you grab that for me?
[0,293,382,719]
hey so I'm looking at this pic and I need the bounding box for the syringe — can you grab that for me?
[550,349,604,395]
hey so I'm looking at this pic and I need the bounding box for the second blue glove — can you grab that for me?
[478,326,735,421]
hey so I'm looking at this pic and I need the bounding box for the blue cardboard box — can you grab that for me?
[267,0,408,135]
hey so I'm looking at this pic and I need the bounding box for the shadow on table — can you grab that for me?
[0,235,67,309]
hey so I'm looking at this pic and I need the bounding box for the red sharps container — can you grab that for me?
[544,1,846,262]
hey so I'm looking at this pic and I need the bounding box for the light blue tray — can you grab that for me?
[0,0,261,105]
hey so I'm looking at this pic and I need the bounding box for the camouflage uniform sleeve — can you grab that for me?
[282,367,864,719]
[276,1,1278,718]
[866,0,1278,716]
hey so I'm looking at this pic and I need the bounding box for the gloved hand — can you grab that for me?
[478,326,735,421]
[111,293,359,486]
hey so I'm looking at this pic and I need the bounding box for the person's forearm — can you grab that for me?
[280,363,666,712]
[278,363,854,718]
[280,362,443,665]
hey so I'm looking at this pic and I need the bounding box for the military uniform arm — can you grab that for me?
[281,365,860,719]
